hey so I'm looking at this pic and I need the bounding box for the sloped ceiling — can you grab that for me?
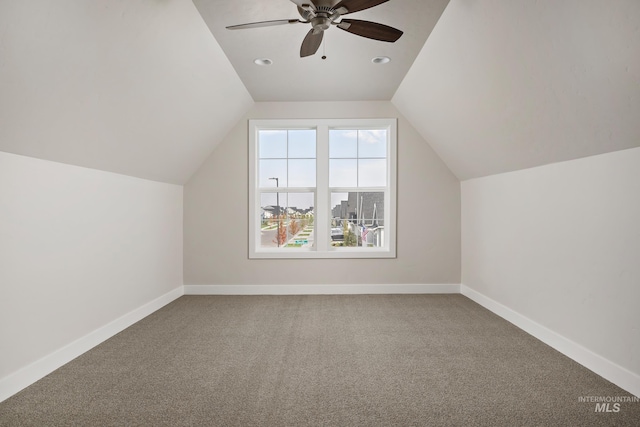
[0,0,253,184]
[1,0,638,184]
[393,0,640,180]
[192,0,450,101]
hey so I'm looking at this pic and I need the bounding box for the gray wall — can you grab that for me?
[184,101,460,285]
[462,147,640,379]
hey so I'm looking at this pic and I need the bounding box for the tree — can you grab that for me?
[289,218,301,236]
[343,221,357,247]
[344,230,357,247]
[273,215,287,246]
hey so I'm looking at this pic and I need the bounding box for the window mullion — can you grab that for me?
[315,124,329,252]
[248,125,259,257]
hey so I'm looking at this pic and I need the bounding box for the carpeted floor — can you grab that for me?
[1,295,638,426]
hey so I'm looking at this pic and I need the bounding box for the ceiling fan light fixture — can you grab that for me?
[372,56,390,64]
[254,58,273,66]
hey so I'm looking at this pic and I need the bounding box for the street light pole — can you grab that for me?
[269,177,280,247]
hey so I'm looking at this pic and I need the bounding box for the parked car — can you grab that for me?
[331,228,344,241]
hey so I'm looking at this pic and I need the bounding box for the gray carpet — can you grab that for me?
[1,295,638,426]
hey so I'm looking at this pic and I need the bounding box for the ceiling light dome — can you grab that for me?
[254,58,273,66]
[372,56,390,64]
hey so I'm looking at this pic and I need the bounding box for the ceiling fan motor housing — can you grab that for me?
[299,5,340,19]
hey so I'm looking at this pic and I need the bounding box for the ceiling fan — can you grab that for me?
[226,0,403,57]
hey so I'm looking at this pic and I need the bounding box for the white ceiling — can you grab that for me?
[193,0,450,101]
[1,0,638,184]
[393,0,640,180]
[0,0,252,184]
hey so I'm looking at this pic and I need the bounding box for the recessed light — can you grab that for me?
[372,56,391,64]
[254,58,273,66]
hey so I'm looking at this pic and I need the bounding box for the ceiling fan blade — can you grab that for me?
[226,19,301,30]
[337,19,403,42]
[300,29,323,57]
[333,0,390,14]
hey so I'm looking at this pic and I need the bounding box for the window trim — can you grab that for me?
[249,118,397,259]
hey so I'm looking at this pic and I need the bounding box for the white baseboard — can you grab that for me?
[0,286,184,403]
[184,283,460,295]
[460,285,640,398]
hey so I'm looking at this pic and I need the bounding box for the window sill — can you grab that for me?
[249,247,396,259]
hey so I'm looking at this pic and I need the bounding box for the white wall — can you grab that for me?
[462,147,640,385]
[0,152,183,388]
[184,101,461,287]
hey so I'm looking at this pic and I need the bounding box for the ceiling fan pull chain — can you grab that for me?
[322,37,327,60]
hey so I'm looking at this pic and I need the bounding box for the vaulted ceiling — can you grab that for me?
[1,0,638,184]
[0,0,253,184]
[393,0,640,180]
[192,0,449,101]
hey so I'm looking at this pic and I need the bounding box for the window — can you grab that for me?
[249,118,396,259]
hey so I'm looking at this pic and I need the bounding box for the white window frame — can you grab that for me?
[249,118,397,259]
